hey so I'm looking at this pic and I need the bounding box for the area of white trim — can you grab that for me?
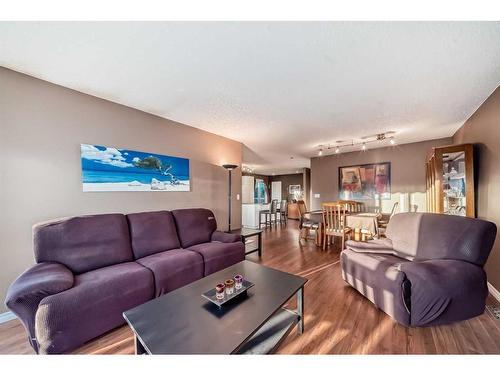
[488,282,500,303]
[0,311,16,324]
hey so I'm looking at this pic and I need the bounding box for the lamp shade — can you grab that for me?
[222,164,238,171]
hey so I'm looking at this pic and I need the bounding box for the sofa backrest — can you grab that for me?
[171,208,217,248]
[386,213,497,266]
[34,214,133,274]
[127,210,181,259]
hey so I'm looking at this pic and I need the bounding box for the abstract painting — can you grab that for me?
[81,144,190,192]
[339,162,390,200]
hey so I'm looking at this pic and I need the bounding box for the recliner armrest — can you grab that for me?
[400,259,487,326]
[5,262,74,352]
[211,231,242,243]
[345,238,395,254]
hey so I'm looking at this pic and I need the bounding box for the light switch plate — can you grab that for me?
[314,193,321,198]
[236,194,240,200]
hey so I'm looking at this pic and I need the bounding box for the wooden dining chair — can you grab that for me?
[346,200,364,213]
[378,201,399,236]
[297,200,320,243]
[322,203,351,250]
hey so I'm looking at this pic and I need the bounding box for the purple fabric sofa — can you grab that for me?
[5,208,245,354]
[341,213,497,327]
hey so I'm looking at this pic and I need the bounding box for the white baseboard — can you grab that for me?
[488,282,500,303]
[0,311,16,324]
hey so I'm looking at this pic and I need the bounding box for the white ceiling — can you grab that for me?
[1,22,500,175]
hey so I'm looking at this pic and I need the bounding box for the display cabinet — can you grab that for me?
[426,144,475,217]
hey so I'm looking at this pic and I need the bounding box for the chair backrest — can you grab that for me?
[386,213,497,266]
[322,203,346,233]
[127,211,181,259]
[297,200,307,217]
[390,201,399,217]
[340,200,363,213]
[270,199,278,214]
[34,214,133,274]
[171,208,217,248]
[280,200,288,214]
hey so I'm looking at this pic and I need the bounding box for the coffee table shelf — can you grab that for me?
[236,308,300,354]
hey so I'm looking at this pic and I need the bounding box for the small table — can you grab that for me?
[345,212,382,237]
[123,261,307,354]
[230,228,263,257]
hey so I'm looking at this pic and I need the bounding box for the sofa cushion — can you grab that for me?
[35,262,153,354]
[172,208,218,248]
[127,211,181,259]
[136,249,204,296]
[34,214,133,274]
[186,241,245,276]
[386,213,497,265]
[340,249,410,326]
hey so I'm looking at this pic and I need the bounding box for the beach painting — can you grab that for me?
[81,144,190,192]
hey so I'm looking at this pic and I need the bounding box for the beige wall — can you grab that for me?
[453,86,500,291]
[310,138,452,213]
[0,68,242,313]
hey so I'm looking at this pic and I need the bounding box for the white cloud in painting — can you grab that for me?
[81,144,133,168]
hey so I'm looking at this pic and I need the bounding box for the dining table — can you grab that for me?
[345,212,382,237]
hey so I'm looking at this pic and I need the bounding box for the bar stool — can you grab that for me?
[278,200,288,225]
[259,200,278,229]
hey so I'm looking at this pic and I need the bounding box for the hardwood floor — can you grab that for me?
[1,220,499,354]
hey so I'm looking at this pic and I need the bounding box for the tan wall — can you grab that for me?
[453,86,500,291]
[0,68,242,313]
[310,138,452,213]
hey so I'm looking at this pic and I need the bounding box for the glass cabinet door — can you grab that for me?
[441,151,467,216]
[426,143,474,217]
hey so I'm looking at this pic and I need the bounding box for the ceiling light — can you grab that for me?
[390,137,396,145]
[362,143,366,151]
[335,147,340,154]
[318,148,323,156]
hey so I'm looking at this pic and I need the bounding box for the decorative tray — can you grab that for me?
[202,280,254,308]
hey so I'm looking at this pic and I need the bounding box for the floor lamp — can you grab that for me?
[222,164,238,232]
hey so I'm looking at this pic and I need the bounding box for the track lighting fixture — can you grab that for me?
[316,132,396,155]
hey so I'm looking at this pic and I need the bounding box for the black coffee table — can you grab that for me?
[123,260,307,354]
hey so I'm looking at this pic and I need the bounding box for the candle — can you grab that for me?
[225,279,235,295]
[234,274,243,290]
[215,283,225,300]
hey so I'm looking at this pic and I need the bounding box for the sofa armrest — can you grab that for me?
[5,262,74,352]
[211,231,242,243]
[345,238,395,254]
[400,259,488,326]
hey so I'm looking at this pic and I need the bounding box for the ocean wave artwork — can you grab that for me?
[81,144,190,192]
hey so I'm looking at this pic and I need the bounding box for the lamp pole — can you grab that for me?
[222,164,238,232]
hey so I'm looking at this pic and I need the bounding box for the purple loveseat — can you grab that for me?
[341,213,497,327]
[5,208,245,354]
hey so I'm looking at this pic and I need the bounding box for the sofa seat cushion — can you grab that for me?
[340,249,410,326]
[35,262,154,354]
[136,249,204,296]
[186,241,245,276]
